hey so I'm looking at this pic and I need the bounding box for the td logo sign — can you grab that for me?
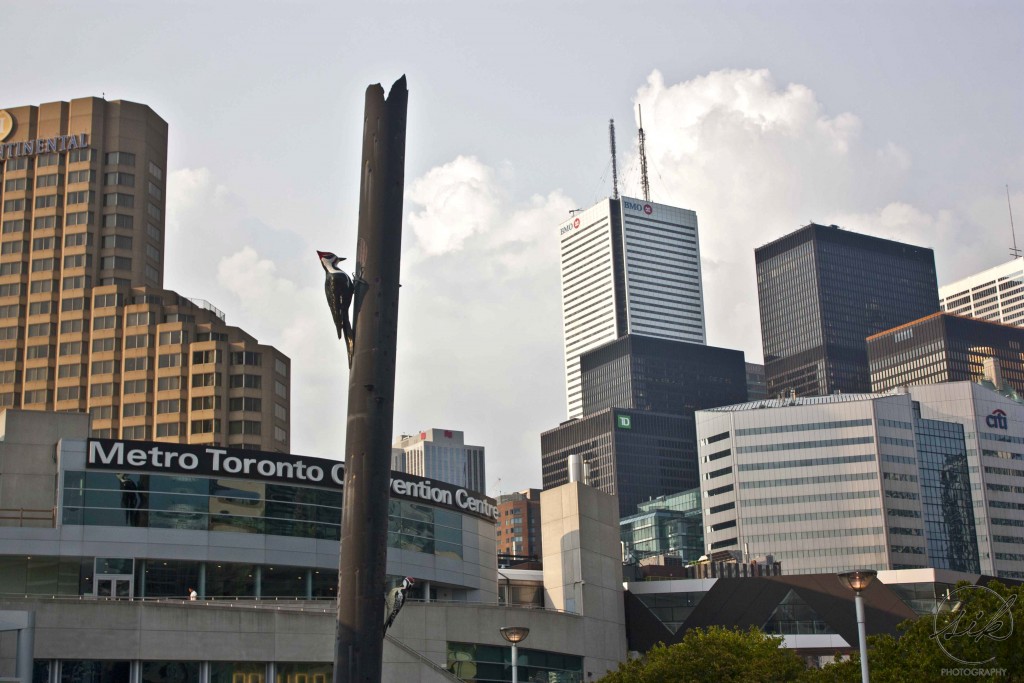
[616,415,632,430]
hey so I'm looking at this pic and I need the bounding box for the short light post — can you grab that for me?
[500,626,530,683]
[838,569,877,683]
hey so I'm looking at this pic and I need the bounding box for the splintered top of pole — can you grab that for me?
[366,75,408,109]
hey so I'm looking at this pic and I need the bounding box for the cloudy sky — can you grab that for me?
[7,1,1024,495]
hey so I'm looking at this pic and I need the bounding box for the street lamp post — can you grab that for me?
[500,626,530,683]
[838,569,877,683]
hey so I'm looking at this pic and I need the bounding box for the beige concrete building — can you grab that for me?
[0,410,626,681]
[0,98,289,452]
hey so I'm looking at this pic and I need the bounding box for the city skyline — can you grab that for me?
[5,2,1023,494]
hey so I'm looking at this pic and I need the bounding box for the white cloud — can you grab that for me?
[618,68,992,360]
[406,156,503,256]
[397,159,572,494]
[161,68,1017,497]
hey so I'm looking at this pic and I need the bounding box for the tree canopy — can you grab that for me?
[811,580,1024,683]
[598,626,806,683]
[601,581,1024,682]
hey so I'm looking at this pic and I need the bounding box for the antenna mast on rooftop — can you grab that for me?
[609,119,620,200]
[637,105,651,202]
[1008,185,1021,259]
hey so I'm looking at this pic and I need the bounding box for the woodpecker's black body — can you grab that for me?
[382,577,414,636]
[317,251,356,366]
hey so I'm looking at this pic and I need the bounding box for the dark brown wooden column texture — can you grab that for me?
[334,75,408,683]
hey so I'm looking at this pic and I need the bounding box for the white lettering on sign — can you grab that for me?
[87,438,499,522]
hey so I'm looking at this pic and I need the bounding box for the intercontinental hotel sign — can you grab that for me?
[0,109,89,160]
[86,438,499,522]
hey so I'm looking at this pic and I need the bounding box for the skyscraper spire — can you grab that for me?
[637,105,650,202]
[609,119,619,200]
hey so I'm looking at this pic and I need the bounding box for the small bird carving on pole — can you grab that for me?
[317,250,356,367]
[383,576,415,636]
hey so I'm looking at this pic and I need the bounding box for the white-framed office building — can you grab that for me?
[557,197,705,419]
[940,257,1024,326]
[696,384,1024,580]
[391,428,486,494]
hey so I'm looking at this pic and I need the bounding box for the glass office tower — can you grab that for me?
[558,197,706,419]
[756,223,939,398]
[868,312,1024,395]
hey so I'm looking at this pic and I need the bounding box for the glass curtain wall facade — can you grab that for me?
[913,411,980,572]
[579,334,747,416]
[37,660,332,683]
[7,465,470,600]
[908,382,1024,579]
[545,335,746,521]
[620,488,704,561]
[695,392,987,575]
[541,408,694,518]
[868,312,1024,395]
[756,223,939,398]
[446,642,583,683]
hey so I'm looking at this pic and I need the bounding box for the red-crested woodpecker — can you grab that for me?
[316,250,355,366]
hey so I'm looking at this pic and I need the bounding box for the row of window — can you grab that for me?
[741,488,879,508]
[735,418,873,436]
[0,253,144,272]
[744,526,885,544]
[769,544,888,560]
[741,508,883,525]
[735,435,875,454]
[737,471,880,491]
[735,452,876,472]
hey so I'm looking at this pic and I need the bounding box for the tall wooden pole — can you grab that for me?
[334,75,408,683]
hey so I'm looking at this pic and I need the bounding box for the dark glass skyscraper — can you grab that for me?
[756,223,938,398]
[541,408,694,519]
[580,335,747,415]
[868,312,1024,395]
[541,334,747,518]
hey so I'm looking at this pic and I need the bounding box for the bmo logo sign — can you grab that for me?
[623,199,653,215]
[986,409,1009,430]
[559,216,582,236]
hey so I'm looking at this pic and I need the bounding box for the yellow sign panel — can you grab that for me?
[0,111,12,142]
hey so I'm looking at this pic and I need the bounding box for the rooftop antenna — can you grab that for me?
[609,119,620,200]
[1008,185,1021,259]
[637,105,651,202]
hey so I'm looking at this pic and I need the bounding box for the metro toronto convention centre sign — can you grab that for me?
[86,438,498,521]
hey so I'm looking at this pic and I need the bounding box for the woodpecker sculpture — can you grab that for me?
[317,250,356,366]
[383,576,415,636]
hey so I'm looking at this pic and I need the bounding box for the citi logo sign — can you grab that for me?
[559,217,582,236]
[986,409,1009,430]
[623,200,653,215]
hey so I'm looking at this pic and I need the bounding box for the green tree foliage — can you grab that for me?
[598,626,807,683]
[809,581,1024,683]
